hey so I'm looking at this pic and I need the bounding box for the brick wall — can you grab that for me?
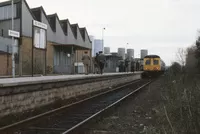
[0,74,141,117]
[20,36,54,75]
[75,50,91,63]
[0,54,12,75]
[20,37,95,75]
[21,37,32,75]
[46,42,54,74]
[75,49,93,73]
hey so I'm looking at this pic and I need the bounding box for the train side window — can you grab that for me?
[154,60,159,65]
[145,60,151,65]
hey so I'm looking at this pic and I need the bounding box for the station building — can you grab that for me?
[0,0,92,76]
[104,53,121,73]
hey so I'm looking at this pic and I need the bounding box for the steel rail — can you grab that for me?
[62,81,151,134]
[0,79,141,132]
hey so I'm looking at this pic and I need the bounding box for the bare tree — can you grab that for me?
[185,45,197,72]
[176,48,186,71]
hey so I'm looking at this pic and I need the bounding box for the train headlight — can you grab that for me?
[154,67,159,70]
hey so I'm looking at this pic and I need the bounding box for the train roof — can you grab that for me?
[144,55,160,58]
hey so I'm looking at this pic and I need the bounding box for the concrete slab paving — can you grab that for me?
[0,72,143,87]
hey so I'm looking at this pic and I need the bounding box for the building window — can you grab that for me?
[0,4,17,20]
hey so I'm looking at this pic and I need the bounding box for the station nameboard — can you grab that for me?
[8,30,20,38]
[33,20,47,30]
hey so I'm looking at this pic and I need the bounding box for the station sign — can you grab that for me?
[8,30,20,38]
[33,20,47,30]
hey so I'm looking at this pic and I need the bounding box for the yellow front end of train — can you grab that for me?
[143,55,165,77]
[143,57,161,71]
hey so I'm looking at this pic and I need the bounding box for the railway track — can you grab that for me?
[0,79,152,134]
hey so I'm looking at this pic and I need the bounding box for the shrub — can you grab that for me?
[146,45,200,134]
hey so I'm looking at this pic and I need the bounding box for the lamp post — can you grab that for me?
[11,0,15,78]
[126,43,130,72]
[102,28,105,53]
[126,43,129,54]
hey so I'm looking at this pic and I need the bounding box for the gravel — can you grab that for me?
[83,77,164,134]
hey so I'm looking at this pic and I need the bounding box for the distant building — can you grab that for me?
[118,48,125,60]
[125,53,128,59]
[127,49,134,60]
[104,53,121,73]
[93,39,103,56]
[141,49,148,59]
[104,47,110,54]
[89,35,95,56]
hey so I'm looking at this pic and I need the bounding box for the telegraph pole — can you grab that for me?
[11,0,15,78]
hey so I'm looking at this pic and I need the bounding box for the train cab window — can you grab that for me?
[145,60,151,65]
[153,60,159,65]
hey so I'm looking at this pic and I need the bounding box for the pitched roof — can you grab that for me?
[0,0,21,7]
[31,7,41,21]
[79,28,86,41]
[0,0,92,48]
[60,19,68,35]
[47,14,56,32]
[70,24,78,39]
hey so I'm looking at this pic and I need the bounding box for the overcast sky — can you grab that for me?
[2,0,200,65]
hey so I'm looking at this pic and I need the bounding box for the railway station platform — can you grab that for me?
[0,72,143,87]
[0,72,143,118]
